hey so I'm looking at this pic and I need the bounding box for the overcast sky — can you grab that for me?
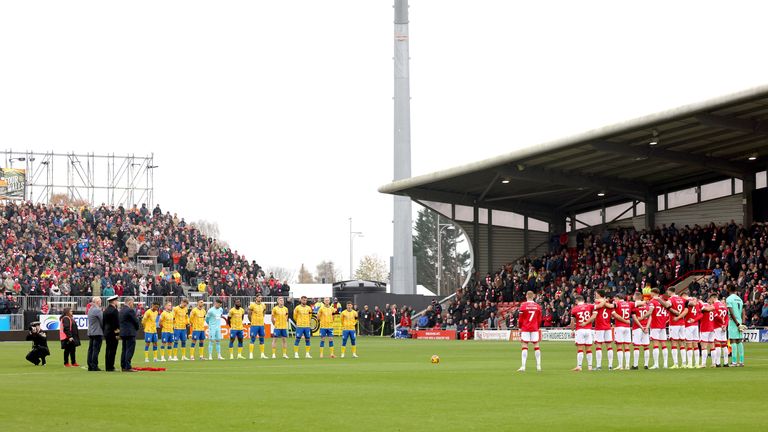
[2,1,767,280]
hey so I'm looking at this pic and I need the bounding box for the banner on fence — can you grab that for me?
[760,329,768,343]
[743,329,760,343]
[474,330,511,341]
[412,330,455,340]
[40,314,89,330]
[0,168,25,200]
[541,328,574,342]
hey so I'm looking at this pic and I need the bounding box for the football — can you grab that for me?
[431,355,440,364]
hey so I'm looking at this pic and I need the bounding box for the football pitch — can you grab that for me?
[1,338,766,431]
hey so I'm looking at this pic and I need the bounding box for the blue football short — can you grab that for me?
[191,330,206,341]
[144,333,158,343]
[295,327,311,339]
[250,326,265,338]
[173,329,187,342]
[161,332,175,343]
[230,329,244,339]
[319,328,333,337]
[273,329,288,338]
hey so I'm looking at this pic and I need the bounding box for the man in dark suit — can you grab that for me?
[103,295,120,372]
[118,296,140,372]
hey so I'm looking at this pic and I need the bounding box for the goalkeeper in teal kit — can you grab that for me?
[206,299,225,360]
[726,285,746,367]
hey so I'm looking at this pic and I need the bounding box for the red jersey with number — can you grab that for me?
[613,301,632,328]
[594,302,612,331]
[685,302,702,327]
[518,301,542,332]
[668,295,687,327]
[649,298,669,329]
[700,304,716,332]
[713,301,728,328]
[571,303,595,330]
[631,302,650,329]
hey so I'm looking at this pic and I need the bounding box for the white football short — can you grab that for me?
[668,325,685,341]
[699,331,714,343]
[594,329,613,344]
[713,328,727,342]
[684,326,699,342]
[575,329,594,345]
[520,331,540,343]
[614,327,631,344]
[632,328,649,346]
[650,328,667,341]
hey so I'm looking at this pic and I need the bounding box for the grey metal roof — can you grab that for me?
[379,84,768,222]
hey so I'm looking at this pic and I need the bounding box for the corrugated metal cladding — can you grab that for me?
[604,195,743,231]
[456,222,553,272]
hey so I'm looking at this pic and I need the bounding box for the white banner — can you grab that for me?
[473,330,511,341]
[541,328,574,341]
[743,329,759,343]
[40,314,89,331]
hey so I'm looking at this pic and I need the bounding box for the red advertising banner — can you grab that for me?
[412,330,456,340]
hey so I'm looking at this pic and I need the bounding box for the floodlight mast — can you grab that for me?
[391,0,415,294]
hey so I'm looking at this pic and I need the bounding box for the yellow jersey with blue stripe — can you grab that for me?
[317,305,335,329]
[272,305,288,329]
[293,305,312,328]
[172,305,189,329]
[228,307,245,331]
[159,311,174,333]
[142,309,158,333]
[189,307,206,331]
[341,310,358,331]
[248,302,267,326]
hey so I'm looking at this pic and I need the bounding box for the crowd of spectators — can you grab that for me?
[0,201,289,309]
[430,221,768,330]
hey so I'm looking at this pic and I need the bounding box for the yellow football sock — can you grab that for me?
[330,347,334,356]
[153,351,158,360]
[294,346,299,354]
[199,347,204,357]
[229,348,234,356]
[249,344,254,354]
[144,351,149,360]
[352,346,357,354]
[238,347,243,356]
[173,348,178,357]
[282,348,287,356]
[341,347,346,355]
[259,345,265,354]
[272,347,276,356]
[306,346,311,354]
[320,347,324,356]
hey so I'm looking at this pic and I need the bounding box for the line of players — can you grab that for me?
[138,295,359,362]
[516,285,746,372]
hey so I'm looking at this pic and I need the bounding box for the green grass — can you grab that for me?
[1,338,766,431]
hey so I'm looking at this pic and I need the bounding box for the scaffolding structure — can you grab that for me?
[3,150,155,207]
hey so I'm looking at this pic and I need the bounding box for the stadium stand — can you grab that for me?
[440,221,768,330]
[0,202,289,303]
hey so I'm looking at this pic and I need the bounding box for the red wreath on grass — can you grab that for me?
[131,367,167,372]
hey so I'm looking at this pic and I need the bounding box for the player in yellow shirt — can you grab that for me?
[189,299,207,360]
[172,299,190,361]
[293,296,313,358]
[341,302,359,358]
[142,301,160,362]
[228,299,246,359]
[159,302,175,361]
[248,295,268,359]
[317,297,336,358]
[271,296,290,359]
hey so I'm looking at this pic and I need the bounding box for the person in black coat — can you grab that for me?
[118,296,140,372]
[25,321,50,366]
[59,308,81,367]
[102,295,120,372]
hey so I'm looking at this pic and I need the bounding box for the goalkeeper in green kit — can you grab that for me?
[726,285,746,367]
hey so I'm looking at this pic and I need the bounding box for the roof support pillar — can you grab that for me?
[473,205,480,272]
[550,211,567,236]
[644,192,657,230]
[743,173,755,227]
[487,211,494,272]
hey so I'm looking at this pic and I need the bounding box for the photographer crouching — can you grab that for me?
[26,321,50,366]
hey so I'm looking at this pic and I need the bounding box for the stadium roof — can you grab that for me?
[379,84,768,222]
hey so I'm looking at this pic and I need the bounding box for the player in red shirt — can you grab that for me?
[713,297,730,367]
[611,292,632,370]
[517,291,542,372]
[646,288,678,369]
[666,287,688,368]
[630,291,650,369]
[682,294,703,368]
[570,295,597,372]
[592,290,615,371]
[695,293,718,368]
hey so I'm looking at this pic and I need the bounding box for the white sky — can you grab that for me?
[2,1,767,280]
